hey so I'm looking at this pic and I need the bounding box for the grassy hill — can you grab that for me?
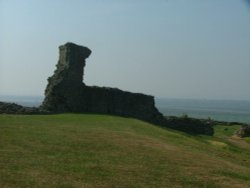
[0,114,249,188]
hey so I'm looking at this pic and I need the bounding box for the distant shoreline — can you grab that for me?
[0,95,249,124]
[156,98,250,124]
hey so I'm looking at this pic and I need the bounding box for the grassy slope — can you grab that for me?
[0,114,249,188]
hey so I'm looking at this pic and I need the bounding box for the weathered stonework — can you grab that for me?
[0,102,41,114]
[236,125,250,137]
[42,43,91,112]
[41,42,164,125]
[0,42,214,135]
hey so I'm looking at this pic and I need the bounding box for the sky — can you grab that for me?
[0,0,250,100]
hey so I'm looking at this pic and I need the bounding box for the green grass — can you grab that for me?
[213,124,241,138]
[0,114,250,188]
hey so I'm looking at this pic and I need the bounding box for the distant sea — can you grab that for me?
[156,98,250,124]
[0,95,249,124]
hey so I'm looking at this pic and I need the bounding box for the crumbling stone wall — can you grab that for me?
[0,42,214,135]
[236,125,250,137]
[82,86,164,124]
[42,43,91,112]
[41,43,164,124]
[0,102,40,114]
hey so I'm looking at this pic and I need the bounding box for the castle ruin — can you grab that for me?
[41,43,164,125]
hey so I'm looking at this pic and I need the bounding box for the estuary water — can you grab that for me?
[0,95,249,124]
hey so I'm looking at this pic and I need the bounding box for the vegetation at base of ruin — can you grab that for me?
[0,114,250,188]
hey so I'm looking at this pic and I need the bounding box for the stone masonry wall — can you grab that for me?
[41,42,164,124]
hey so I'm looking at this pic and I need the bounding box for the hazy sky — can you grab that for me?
[0,0,250,100]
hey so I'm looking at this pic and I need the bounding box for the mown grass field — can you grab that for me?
[0,114,250,188]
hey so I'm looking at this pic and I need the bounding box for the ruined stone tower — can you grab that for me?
[42,43,92,112]
[41,42,165,124]
[0,42,214,135]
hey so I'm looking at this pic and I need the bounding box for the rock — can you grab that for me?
[0,102,40,114]
[236,125,250,137]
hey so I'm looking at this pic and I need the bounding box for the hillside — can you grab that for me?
[0,114,249,188]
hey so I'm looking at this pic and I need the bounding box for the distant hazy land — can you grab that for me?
[0,95,249,124]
